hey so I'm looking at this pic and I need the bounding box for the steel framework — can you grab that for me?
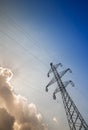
[46,62,88,130]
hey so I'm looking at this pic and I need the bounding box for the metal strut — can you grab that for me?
[46,62,88,130]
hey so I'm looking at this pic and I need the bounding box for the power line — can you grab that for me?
[0,8,52,61]
[0,30,49,69]
[0,31,48,98]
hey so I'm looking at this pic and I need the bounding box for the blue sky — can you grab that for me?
[0,0,88,130]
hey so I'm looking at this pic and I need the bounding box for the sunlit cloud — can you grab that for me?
[0,67,48,130]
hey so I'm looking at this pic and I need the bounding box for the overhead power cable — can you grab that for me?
[0,8,52,61]
[0,30,49,69]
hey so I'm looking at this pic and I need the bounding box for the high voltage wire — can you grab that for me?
[0,8,50,97]
[0,8,52,70]
[0,8,52,61]
[0,8,51,97]
[0,30,49,69]
[0,31,48,97]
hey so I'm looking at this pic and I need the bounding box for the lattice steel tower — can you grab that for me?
[45,62,88,130]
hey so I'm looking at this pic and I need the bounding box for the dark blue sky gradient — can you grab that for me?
[7,0,88,53]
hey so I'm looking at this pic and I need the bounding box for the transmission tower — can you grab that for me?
[45,62,88,130]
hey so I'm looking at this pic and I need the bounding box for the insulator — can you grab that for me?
[59,68,72,78]
[45,86,48,92]
[53,92,56,100]
[63,80,75,87]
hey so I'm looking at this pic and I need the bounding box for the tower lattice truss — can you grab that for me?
[46,63,88,130]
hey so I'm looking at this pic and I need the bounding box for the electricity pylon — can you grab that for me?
[45,62,88,130]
